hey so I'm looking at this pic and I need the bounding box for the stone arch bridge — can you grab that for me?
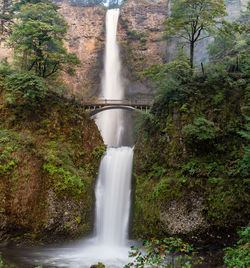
[82,99,153,116]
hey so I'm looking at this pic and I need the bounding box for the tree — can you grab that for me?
[8,1,80,78]
[164,0,226,69]
[1,0,45,37]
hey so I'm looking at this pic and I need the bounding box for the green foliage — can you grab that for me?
[0,160,15,175]
[42,141,88,199]
[0,128,38,190]
[133,52,249,239]
[0,129,19,177]
[125,237,202,268]
[0,0,13,35]
[183,117,220,141]
[223,226,250,267]
[238,114,250,176]
[141,60,191,85]
[92,145,106,158]
[0,59,13,78]
[131,2,249,263]
[164,0,226,68]
[141,60,191,116]
[90,262,105,268]
[4,71,47,108]
[0,78,103,244]
[127,30,148,44]
[8,1,80,78]
[205,181,249,225]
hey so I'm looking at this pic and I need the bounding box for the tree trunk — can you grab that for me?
[190,41,194,69]
[201,62,205,75]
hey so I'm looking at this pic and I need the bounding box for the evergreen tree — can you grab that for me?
[8,1,80,78]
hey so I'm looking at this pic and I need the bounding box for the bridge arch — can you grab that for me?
[89,105,142,116]
[82,99,152,116]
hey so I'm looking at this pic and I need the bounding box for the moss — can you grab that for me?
[132,72,249,242]
[0,88,104,243]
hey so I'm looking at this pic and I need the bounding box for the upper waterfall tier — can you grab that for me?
[95,9,125,147]
[102,8,124,100]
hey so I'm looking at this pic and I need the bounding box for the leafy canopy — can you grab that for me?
[140,58,191,116]
[8,1,80,78]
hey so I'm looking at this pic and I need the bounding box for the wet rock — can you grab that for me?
[160,193,208,235]
[44,189,85,236]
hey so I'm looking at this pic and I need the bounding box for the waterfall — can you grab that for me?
[95,9,125,147]
[10,8,134,268]
[51,9,134,266]
[66,8,134,266]
[95,147,133,246]
[94,8,134,249]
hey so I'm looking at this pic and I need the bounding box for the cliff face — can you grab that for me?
[58,2,105,98]
[119,0,168,97]
[59,0,169,98]
[120,0,168,66]
[0,87,104,244]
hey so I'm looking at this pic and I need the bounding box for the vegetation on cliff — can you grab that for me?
[132,2,249,265]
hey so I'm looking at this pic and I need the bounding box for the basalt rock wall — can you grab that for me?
[0,0,169,98]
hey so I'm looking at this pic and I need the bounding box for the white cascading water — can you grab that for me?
[57,8,134,266]
[95,9,125,147]
[94,8,134,249]
[95,147,133,246]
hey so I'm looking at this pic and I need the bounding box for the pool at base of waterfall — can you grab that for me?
[1,238,138,268]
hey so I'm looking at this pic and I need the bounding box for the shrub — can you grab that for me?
[4,71,47,108]
[224,226,250,267]
[125,237,202,268]
[183,117,220,141]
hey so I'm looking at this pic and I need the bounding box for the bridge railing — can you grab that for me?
[82,99,153,106]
